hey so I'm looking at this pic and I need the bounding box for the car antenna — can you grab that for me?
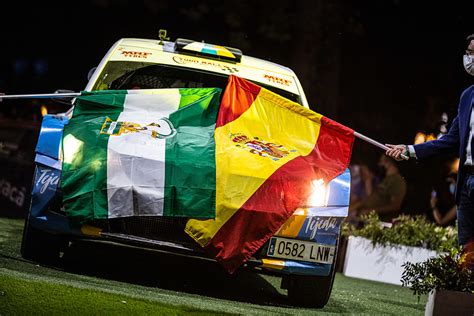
[158,29,170,45]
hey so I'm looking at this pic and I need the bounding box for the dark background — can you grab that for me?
[0,0,473,216]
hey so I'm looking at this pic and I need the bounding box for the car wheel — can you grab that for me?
[21,222,66,266]
[285,233,339,308]
[286,262,336,307]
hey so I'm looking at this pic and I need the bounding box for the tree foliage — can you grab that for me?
[401,248,474,298]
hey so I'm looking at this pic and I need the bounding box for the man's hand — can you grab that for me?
[385,144,408,161]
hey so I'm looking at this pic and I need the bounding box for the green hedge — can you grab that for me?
[342,212,457,252]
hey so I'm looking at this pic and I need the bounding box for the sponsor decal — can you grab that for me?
[118,48,152,58]
[230,133,296,161]
[263,74,292,86]
[305,216,339,240]
[172,56,239,73]
[0,178,26,208]
[35,168,59,194]
[100,117,176,139]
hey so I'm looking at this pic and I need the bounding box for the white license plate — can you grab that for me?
[267,237,335,264]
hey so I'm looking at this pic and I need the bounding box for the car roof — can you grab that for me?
[117,38,295,76]
[86,38,309,107]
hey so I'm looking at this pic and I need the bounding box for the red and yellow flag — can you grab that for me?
[185,75,354,273]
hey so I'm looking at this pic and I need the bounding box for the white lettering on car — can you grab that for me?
[36,169,59,194]
[305,217,338,240]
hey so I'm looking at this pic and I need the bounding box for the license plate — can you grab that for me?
[267,237,335,264]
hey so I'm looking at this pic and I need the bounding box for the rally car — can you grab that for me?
[21,31,351,307]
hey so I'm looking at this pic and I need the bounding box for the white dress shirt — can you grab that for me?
[464,108,474,165]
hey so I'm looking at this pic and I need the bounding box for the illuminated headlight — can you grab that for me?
[62,134,84,165]
[307,179,330,207]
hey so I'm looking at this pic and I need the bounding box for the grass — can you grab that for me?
[0,273,223,315]
[0,217,427,315]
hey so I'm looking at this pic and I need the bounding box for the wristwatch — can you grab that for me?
[403,145,409,158]
[405,145,417,159]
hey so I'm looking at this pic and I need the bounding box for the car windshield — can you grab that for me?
[92,61,302,104]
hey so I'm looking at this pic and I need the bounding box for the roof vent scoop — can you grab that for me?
[174,38,242,62]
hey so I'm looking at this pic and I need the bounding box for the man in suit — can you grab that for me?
[386,34,474,268]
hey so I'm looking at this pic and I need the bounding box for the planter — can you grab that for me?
[425,289,474,316]
[343,236,438,285]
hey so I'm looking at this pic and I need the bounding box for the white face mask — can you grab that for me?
[449,182,456,195]
[464,54,474,76]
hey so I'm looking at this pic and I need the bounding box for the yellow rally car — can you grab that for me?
[21,32,350,307]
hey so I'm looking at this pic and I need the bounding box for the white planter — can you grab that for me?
[342,236,438,285]
[425,289,474,316]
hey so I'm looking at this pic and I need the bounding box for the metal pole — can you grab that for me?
[0,92,80,100]
[0,93,410,160]
[355,131,409,160]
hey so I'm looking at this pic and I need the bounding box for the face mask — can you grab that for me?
[449,182,456,195]
[464,54,474,76]
[351,165,360,177]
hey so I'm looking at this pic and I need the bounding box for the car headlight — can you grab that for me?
[307,179,330,207]
[62,134,84,165]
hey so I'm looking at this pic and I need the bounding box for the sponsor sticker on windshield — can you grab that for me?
[117,47,152,59]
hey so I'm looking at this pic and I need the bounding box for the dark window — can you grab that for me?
[94,62,301,104]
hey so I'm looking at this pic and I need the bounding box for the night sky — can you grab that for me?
[0,0,473,214]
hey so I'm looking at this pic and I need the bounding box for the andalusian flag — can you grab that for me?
[185,75,354,273]
[61,88,221,222]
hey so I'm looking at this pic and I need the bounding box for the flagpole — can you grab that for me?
[0,92,409,160]
[354,131,409,160]
[0,92,80,100]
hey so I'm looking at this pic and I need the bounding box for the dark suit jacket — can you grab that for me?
[414,85,474,203]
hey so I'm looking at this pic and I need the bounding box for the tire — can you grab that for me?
[286,260,337,307]
[21,221,66,266]
[285,233,340,307]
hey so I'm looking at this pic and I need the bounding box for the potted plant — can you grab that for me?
[401,248,474,315]
[341,212,457,285]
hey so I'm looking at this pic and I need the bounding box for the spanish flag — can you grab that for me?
[185,75,354,273]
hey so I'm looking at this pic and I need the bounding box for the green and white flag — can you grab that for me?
[61,88,221,222]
